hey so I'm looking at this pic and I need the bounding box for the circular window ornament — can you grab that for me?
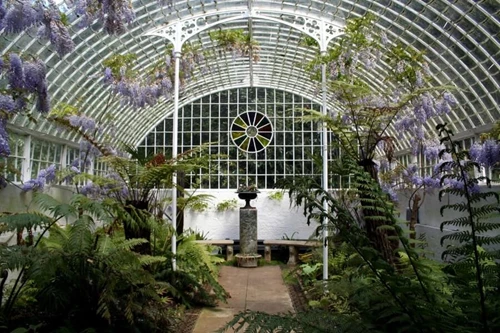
[231,111,273,153]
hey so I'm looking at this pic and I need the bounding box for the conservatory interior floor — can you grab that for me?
[192,266,294,333]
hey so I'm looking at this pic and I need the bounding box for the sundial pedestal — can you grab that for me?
[236,192,261,268]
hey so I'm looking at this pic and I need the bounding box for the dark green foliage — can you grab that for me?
[264,157,458,332]
[220,309,374,333]
[151,229,228,307]
[1,193,229,332]
[436,123,500,332]
[0,194,177,332]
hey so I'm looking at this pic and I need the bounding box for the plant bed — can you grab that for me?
[175,307,203,333]
[281,266,309,313]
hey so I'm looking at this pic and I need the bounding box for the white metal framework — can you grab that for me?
[137,87,332,189]
[1,0,498,152]
[1,0,498,280]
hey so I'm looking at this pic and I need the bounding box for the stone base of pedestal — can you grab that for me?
[235,254,262,268]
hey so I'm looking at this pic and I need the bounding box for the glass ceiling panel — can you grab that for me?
[0,0,498,153]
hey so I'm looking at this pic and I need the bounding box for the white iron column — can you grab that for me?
[321,52,329,281]
[171,51,181,271]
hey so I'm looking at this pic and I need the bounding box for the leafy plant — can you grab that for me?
[299,262,322,286]
[153,231,228,307]
[268,191,284,201]
[0,193,182,332]
[216,199,238,212]
[221,123,500,332]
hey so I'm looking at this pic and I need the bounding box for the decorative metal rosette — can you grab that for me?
[231,111,273,153]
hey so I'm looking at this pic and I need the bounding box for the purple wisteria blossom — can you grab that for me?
[415,70,423,87]
[0,94,15,113]
[21,164,57,192]
[3,0,39,33]
[0,0,6,30]
[421,62,431,76]
[469,139,500,168]
[422,176,441,192]
[80,181,98,197]
[23,60,46,92]
[469,142,482,162]
[423,139,444,161]
[393,90,458,148]
[435,99,451,115]
[68,114,96,131]
[433,153,453,174]
[103,48,204,109]
[4,54,50,114]
[103,68,113,84]
[75,0,136,35]
[444,178,480,194]
[394,115,414,133]
[377,158,390,173]
[1,0,74,57]
[380,31,389,45]
[0,118,10,157]
[443,91,457,107]
[79,172,128,200]
[8,53,24,90]
[381,183,398,202]
[37,15,75,57]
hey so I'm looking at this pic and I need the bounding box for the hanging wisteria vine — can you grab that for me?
[1,0,75,57]
[102,43,208,108]
[0,53,50,158]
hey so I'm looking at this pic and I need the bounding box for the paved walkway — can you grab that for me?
[192,266,294,333]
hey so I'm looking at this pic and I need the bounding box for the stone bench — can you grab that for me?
[263,240,321,265]
[194,240,234,261]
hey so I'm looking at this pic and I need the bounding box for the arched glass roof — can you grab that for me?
[2,0,499,151]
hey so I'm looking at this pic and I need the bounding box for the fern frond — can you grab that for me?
[34,193,77,219]
[138,255,166,266]
[441,216,470,230]
[0,212,54,232]
[66,216,94,255]
[441,230,472,245]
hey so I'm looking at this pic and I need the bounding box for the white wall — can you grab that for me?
[396,185,500,260]
[0,184,75,245]
[4,183,496,257]
[184,190,319,240]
